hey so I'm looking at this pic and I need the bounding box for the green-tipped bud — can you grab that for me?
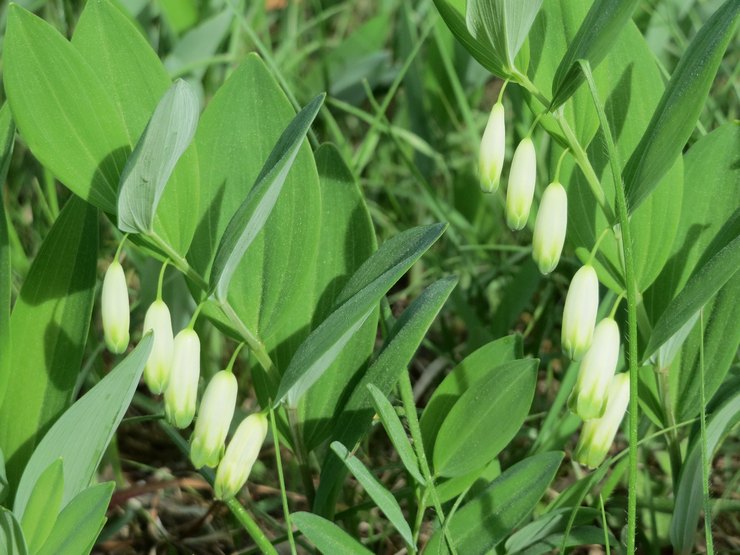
[102,260,129,354]
[142,300,174,394]
[561,264,599,360]
[190,371,238,469]
[214,412,268,500]
[506,137,537,230]
[568,318,620,420]
[574,373,630,469]
[479,102,506,193]
[532,182,568,274]
[164,328,200,428]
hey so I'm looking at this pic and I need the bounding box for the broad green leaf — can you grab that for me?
[623,0,740,212]
[210,93,325,301]
[0,449,7,504]
[4,4,129,212]
[426,451,564,554]
[275,223,446,407]
[117,79,199,234]
[645,234,740,360]
[13,336,152,518]
[0,105,14,410]
[514,527,615,555]
[313,277,456,516]
[331,442,414,548]
[164,10,233,79]
[466,0,543,70]
[0,198,98,490]
[297,144,378,451]
[72,0,201,254]
[0,508,27,555]
[292,512,373,555]
[36,483,114,555]
[419,335,522,459]
[19,459,63,553]
[670,390,740,555]
[433,359,538,477]
[158,0,197,34]
[435,459,501,504]
[504,507,603,553]
[550,0,641,108]
[367,384,425,485]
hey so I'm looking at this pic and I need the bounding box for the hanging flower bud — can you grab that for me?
[214,412,269,500]
[102,260,129,354]
[190,370,238,469]
[532,182,568,274]
[142,300,174,394]
[164,328,200,428]
[479,102,506,193]
[506,137,537,230]
[574,372,630,469]
[561,264,599,360]
[568,318,620,420]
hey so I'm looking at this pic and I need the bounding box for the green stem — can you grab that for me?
[225,498,280,555]
[397,371,456,554]
[268,405,297,555]
[699,310,714,554]
[579,60,639,553]
[156,259,169,301]
[149,232,208,291]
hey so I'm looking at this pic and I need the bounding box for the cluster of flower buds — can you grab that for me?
[479,100,568,274]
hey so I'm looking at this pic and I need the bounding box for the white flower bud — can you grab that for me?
[479,102,506,193]
[102,260,129,354]
[506,137,537,230]
[164,328,200,428]
[574,372,630,469]
[561,264,599,360]
[532,182,568,274]
[142,300,174,394]
[190,371,238,469]
[214,412,269,500]
[568,318,620,420]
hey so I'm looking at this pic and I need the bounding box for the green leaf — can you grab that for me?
[419,335,522,460]
[623,0,740,212]
[13,336,152,518]
[117,79,199,234]
[0,449,7,505]
[670,390,740,554]
[3,4,129,212]
[164,10,233,79]
[645,233,739,360]
[274,223,446,407]
[466,0,543,70]
[0,197,98,490]
[0,105,15,410]
[313,276,456,516]
[550,0,641,108]
[292,512,373,555]
[0,508,27,555]
[19,459,64,553]
[209,93,325,301]
[72,0,200,254]
[36,482,114,555]
[297,144,378,451]
[433,359,538,477]
[504,507,604,553]
[425,451,564,554]
[330,442,414,548]
[367,384,424,485]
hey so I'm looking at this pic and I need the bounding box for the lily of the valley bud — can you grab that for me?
[574,372,630,469]
[561,264,599,360]
[142,300,174,394]
[102,260,130,354]
[164,328,201,428]
[479,102,506,193]
[568,318,620,420]
[532,182,568,274]
[214,412,269,500]
[506,137,537,230]
[190,371,238,469]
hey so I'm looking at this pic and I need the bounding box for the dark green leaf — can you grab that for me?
[624,0,740,211]
[0,105,14,410]
[433,359,538,477]
[292,512,373,555]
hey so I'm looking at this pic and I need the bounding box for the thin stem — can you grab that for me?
[699,310,714,554]
[599,494,611,555]
[225,498,280,555]
[609,294,625,319]
[268,404,297,555]
[149,232,208,291]
[497,79,510,103]
[115,233,129,261]
[579,60,640,553]
[225,342,246,373]
[156,259,169,301]
[554,147,570,182]
[187,301,205,329]
[588,227,610,264]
